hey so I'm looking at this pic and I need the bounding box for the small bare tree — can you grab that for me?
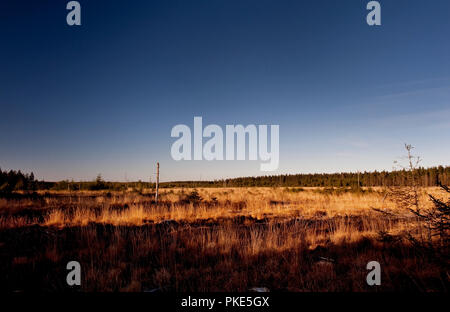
[388,144,422,213]
[374,144,422,219]
[376,144,449,261]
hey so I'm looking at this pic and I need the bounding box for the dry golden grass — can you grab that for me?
[0,187,447,291]
[38,186,436,225]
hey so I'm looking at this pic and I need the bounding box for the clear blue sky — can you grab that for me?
[1,0,449,182]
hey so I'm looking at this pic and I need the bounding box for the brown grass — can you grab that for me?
[0,187,448,292]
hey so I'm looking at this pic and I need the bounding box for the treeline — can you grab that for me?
[1,166,449,193]
[50,175,154,192]
[161,166,450,188]
[0,168,38,194]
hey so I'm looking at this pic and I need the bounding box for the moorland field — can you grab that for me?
[0,185,449,291]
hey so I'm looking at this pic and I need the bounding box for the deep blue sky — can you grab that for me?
[1,0,449,182]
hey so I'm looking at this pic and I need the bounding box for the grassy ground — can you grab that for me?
[0,187,448,291]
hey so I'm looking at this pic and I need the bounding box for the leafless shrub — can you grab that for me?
[377,144,449,263]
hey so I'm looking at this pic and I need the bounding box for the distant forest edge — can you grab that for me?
[1,166,449,193]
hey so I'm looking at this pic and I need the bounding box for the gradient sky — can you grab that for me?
[1,0,449,182]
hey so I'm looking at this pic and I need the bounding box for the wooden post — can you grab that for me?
[155,162,159,204]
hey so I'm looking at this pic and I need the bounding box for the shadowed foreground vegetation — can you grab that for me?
[0,187,448,292]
